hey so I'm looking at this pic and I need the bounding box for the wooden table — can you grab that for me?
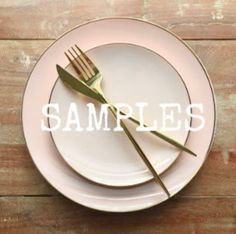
[0,0,235,233]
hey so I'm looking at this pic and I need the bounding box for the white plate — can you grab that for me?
[49,43,191,187]
[22,18,216,212]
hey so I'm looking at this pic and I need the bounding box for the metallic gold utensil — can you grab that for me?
[65,45,197,156]
[62,45,171,196]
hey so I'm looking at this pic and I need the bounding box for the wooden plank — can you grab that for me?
[0,144,235,196]
[0,0,236,39]
[0,145,58,195]
[185,40,236,152]
[0,197,235,233]
[181,150,236,196]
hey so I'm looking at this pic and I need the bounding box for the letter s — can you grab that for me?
[186,104,205,132]
[41,103,61,131]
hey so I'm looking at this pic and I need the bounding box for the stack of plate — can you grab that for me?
[22,18,216,212]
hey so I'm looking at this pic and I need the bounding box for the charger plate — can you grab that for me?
[22,18,216,212]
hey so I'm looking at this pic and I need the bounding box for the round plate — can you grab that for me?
[49,43,191,187]
[22,18,216,212]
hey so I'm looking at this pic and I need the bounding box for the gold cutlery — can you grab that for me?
[64,45,196,156]
[56,44,196,196]
[60,45,171,196]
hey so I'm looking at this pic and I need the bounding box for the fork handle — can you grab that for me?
[100,94,170,197]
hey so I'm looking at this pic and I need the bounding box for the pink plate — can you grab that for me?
[22,18,216,212]
[49,43,191,187]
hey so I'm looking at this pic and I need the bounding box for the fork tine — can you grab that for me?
[75,45,99,74]
[71,47,93,78]
[73,45,95,76]
[68,49,89,80]
[64,52,86,82]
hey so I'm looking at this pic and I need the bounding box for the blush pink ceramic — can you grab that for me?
[22,18,216,212]
[49,43,191,187]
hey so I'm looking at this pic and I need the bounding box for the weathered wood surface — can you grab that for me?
[0,144,235,196]
[0,0,236,39]
[0,197,235,233]
[0,0,236,232]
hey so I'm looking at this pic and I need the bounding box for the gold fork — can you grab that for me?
[66,45,196,156]
[64,45,170,197]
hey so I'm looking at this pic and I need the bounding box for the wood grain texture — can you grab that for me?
[0,145,58,195]
[0,0,236,39]
[0,144,235,196]
[0,1,235,232]
[0,197,235,233]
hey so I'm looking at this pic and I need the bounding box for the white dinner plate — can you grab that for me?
[49,43,191,187]
[22,18,216,212]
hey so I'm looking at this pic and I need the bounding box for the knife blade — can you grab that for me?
[56,64,103,103]
[56,64,196,157]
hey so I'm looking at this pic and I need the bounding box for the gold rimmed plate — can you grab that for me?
[49,43,191,187]
[22,18,216,212]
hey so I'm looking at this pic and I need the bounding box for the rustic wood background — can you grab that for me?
[0,0,235,233]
